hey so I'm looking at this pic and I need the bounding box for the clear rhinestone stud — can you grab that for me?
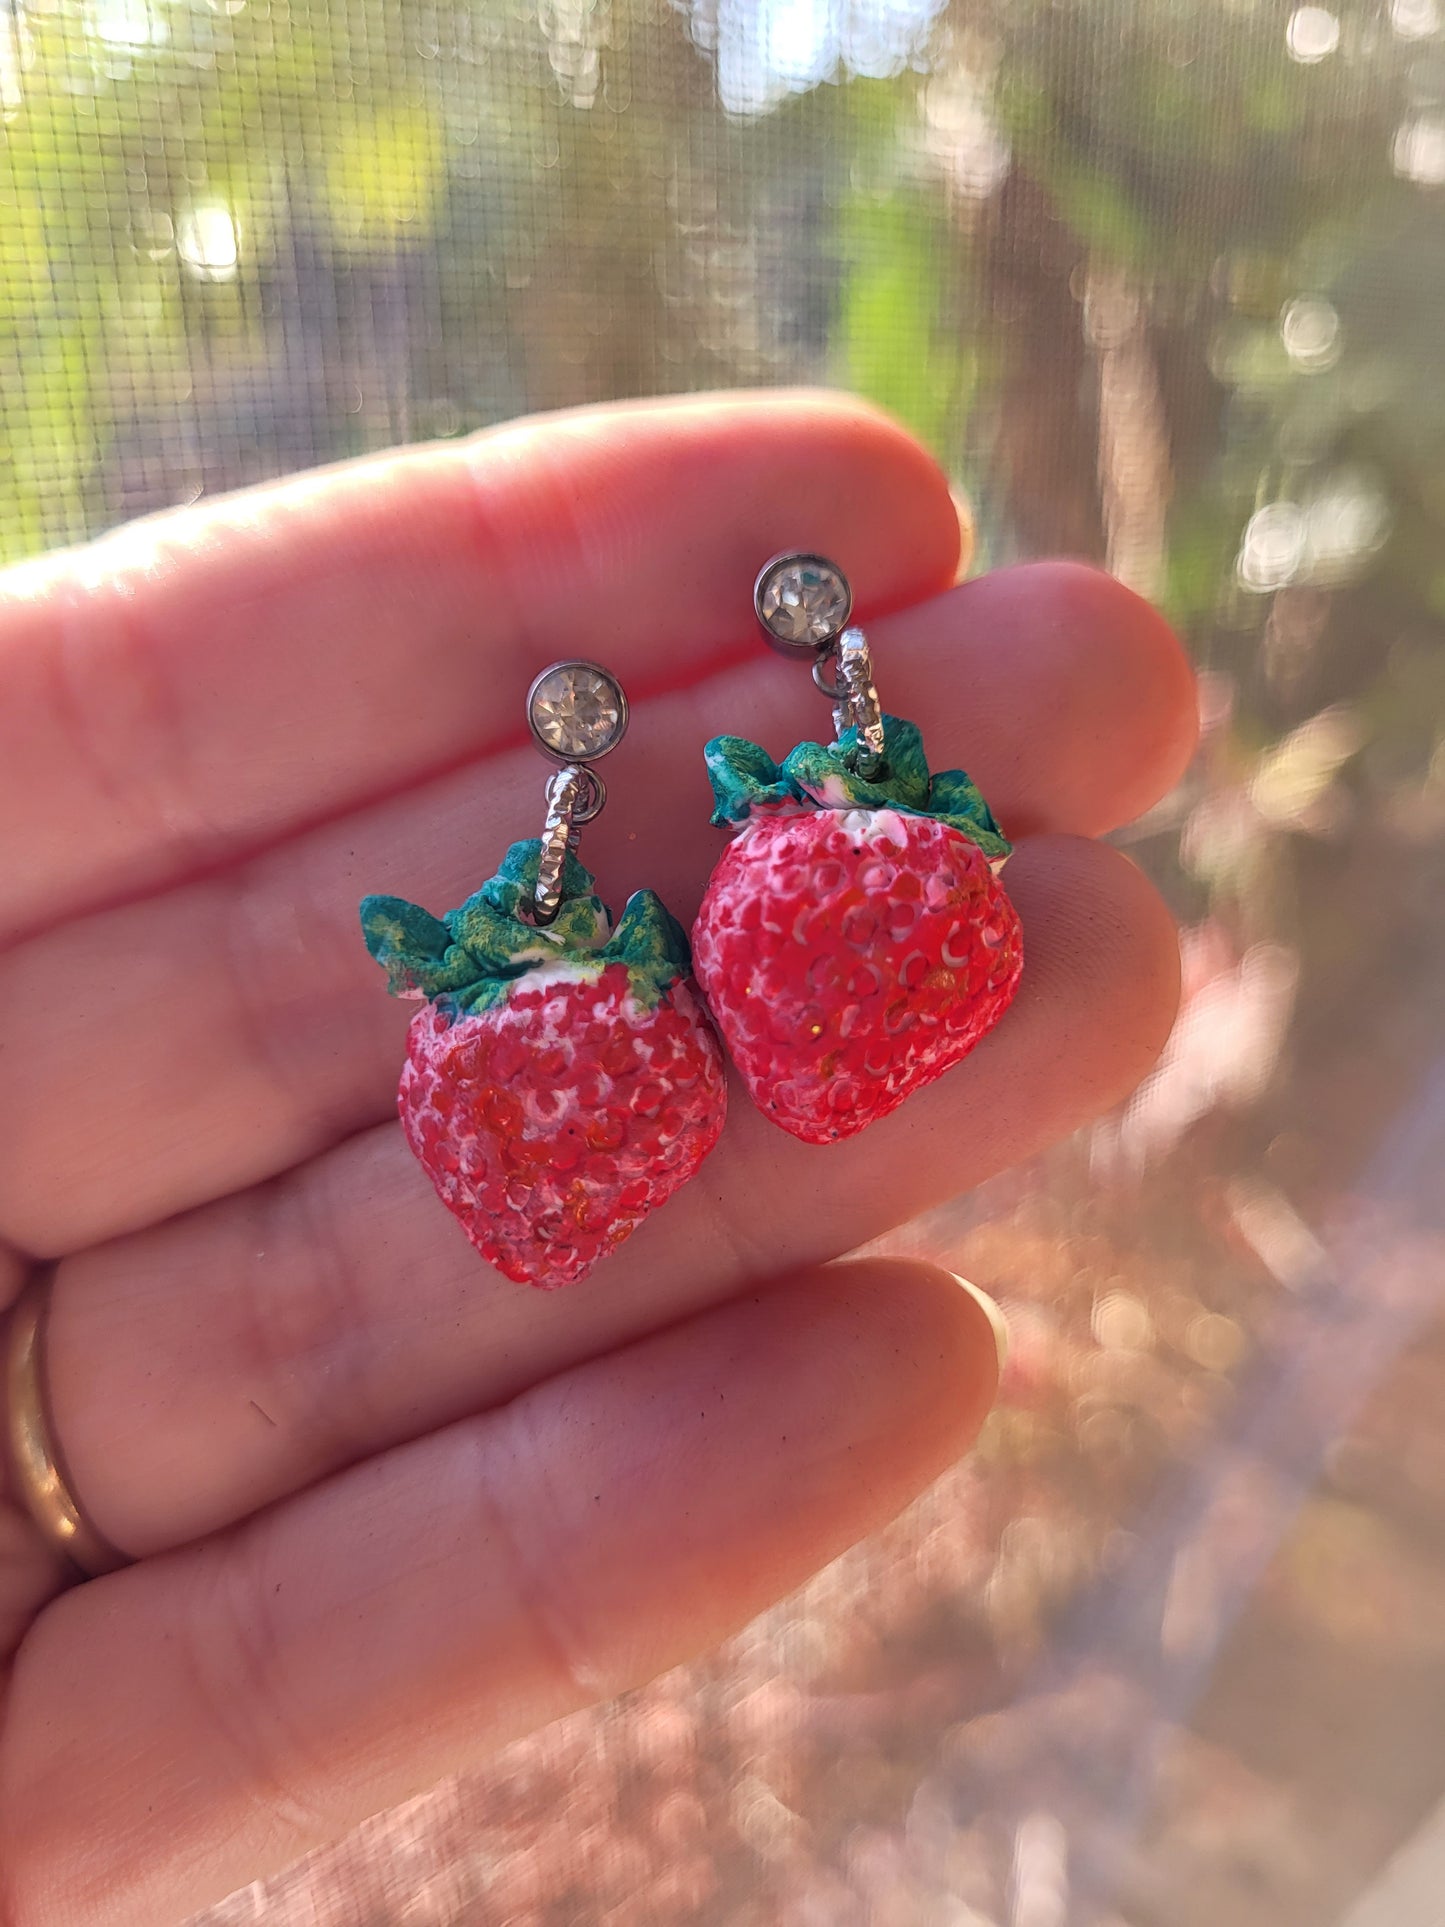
[754,552,853,654]
[527,660,629,762]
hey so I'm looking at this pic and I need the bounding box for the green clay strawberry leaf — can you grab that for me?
[595,889,693,1002]
[923,767,1012,857]
[704,714,1012,860]
[360,837,691,1016]
[356,897,480,1001]
[703,733,797,822]
[459,838,612,959]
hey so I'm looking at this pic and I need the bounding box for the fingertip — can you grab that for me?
[1068,835,1183,1088]
[1007,833,1183,1107]
[746,389,965,607]
[486,386,965,607]
[816,1257,1003,1473]
[1005,560,1199,830]
[918,561,1198,838]
[949,1272,1009,1372]
[1047,560,1199,811]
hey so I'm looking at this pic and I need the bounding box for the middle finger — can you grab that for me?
[0,563,1192,1254]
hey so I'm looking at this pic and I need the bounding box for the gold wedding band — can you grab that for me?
[4,1270,128,1578]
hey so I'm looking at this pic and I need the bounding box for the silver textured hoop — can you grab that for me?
[835,628,885,775]
[812,627,885,777]
[533,765,593,925]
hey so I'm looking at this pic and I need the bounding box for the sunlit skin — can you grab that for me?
[0,393,1197,1926]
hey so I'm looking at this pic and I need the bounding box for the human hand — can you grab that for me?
[0,393,1195,1924]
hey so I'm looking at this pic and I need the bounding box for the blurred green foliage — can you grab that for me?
[3,0,1445,1168]
[835,183,973,458]
[0,0,1434,570]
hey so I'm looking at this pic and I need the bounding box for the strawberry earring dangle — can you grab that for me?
[360,661,727,1288]
[358,568,1019,1279]
[690,554,1024,1145]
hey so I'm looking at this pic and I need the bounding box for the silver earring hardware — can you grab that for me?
[523,659,629,926]
[753,551,853,657]
[753,552,886,780]
[811,627,885,778]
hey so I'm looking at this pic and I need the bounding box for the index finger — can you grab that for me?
[0,392,962,945]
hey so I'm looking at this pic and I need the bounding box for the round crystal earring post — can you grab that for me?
[753,552,852,655]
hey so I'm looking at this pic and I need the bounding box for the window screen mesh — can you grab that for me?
[6,3,1445,1924]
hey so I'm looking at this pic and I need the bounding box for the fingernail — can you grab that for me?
[950,1273,1008,1372]
[950,490,976,583]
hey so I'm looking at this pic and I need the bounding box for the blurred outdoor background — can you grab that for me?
[6,0,1445,1920]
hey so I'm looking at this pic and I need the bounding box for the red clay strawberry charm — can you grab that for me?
[692,550,1024,1145]
[362,840,726,1286]
[691,712,1022,1145]
[362,658,725,1287]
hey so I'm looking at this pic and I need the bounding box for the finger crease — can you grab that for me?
[243,1176,371,1471]
[49,576,210,877]
[466,1404,607,1707]
[216,864,361,1156]
[177,1533,333,1851]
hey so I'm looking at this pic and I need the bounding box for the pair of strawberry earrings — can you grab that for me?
[361,553,1024,1288]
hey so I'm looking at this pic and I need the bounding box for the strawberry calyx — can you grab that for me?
[704,713,1012,861]
[360,838,692,1017]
